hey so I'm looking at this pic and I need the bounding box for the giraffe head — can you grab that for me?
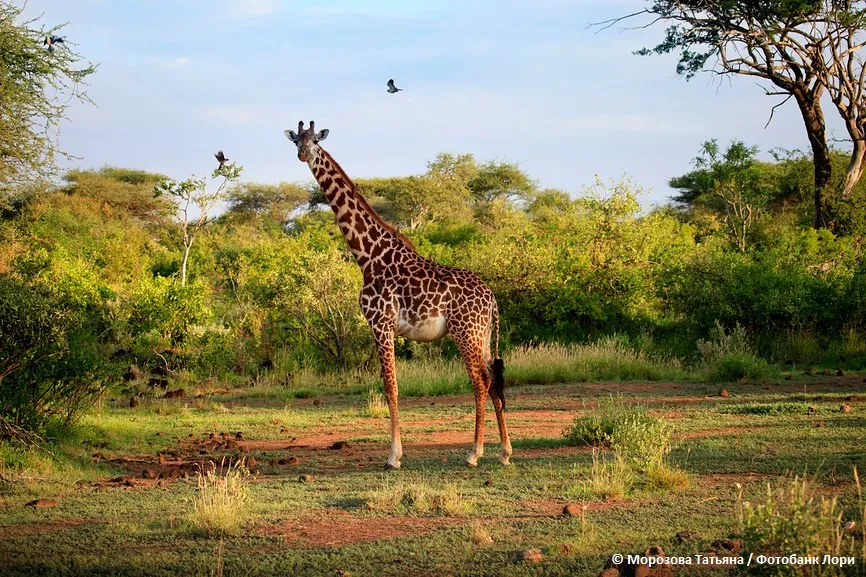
[284,120,329,163]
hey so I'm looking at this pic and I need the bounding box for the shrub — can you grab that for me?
[565,396,673,471]
[707,352,775,382]
[0,264,113,433]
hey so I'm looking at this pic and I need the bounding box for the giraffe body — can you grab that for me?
[285,121,511,469]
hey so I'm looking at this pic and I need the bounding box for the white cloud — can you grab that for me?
[170,57,191,68]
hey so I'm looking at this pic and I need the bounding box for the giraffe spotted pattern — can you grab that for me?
[285,120,511,469]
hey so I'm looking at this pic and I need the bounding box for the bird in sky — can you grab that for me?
[215,150,228,168]
[386,79,403,94]
[43,35,64,52]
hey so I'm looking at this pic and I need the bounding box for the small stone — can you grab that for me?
[142,469,158,479]
[841,404,853,413]
[675,530,691,542]
[91,452,105,462]
[129,397,139,408]
[518,549,543,563]
[562,503,583,517]
[246,457,257,468]
[843,521,858,535]
[784,375,792,380]
[719,388,729,398]
[329,441,350,450]
[817,422,825,428]
[235,432,243,440]
[313,399,321,406]
[299,474,315,483]
[808,405,818,414]
[24,498,57,508]
[483,479,494,487]
[805,367,816,375]
[287,456,299,464]
[821,368,833,376]
[837,369,845,376]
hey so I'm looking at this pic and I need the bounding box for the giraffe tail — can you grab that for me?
[491,301,505,410]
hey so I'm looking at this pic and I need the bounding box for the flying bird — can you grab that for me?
[43,35,64,52]
[386,79,403,94]
[215,150,228,168]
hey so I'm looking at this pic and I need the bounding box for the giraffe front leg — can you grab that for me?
[467,388,485,467]
[375,333,402,470]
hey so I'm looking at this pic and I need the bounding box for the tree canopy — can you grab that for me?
[0,1,97,199]
[603,0,866,230]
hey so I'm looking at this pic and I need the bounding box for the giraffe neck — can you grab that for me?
[308,148,414,271]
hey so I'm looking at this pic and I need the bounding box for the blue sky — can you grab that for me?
[23,0,843,208]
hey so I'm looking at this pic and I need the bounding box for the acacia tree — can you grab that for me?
[0,1,96,198]
[599,1,866,229]
[154,161,242,286]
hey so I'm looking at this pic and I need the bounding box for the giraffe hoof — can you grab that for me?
[466,457,479,467]
[384,462,401,471]
[499,456,511,466]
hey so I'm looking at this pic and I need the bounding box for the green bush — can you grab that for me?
[565,397,673,470]
[127,276,211,344]
[0,266,113,432]
[707,352,775,382]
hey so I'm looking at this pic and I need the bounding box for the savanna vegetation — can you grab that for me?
[2,1,866,576]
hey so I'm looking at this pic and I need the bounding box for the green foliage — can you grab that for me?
[0,2,97,196]
[127,276,210,344]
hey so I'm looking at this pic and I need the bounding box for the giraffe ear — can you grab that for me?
[316,129,329,142]
[284,130,298,143]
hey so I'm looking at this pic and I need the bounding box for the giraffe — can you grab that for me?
[284,120,512,469]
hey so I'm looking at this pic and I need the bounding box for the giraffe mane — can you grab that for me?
[318,147,417,251]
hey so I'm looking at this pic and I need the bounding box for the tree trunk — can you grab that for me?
[795,93,832,230]
[838,138,866,198]
[180,244,191,287]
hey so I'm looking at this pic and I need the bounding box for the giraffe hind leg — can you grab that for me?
[456,339,488,467]
[490,392,511,465]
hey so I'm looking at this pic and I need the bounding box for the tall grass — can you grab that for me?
[737,469,865,576]
[506,337,691,384]
[189,458,250,536]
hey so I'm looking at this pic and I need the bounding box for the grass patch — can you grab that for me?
[570,449,634,500]
[506,338,691,384]
[362,388,389,419]
[189,458,250,536]
[719,402,836,415]
[738,470,865,574]
[365,478,470,516]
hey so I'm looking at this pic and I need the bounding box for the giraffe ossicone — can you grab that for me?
[284,121,512,469]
